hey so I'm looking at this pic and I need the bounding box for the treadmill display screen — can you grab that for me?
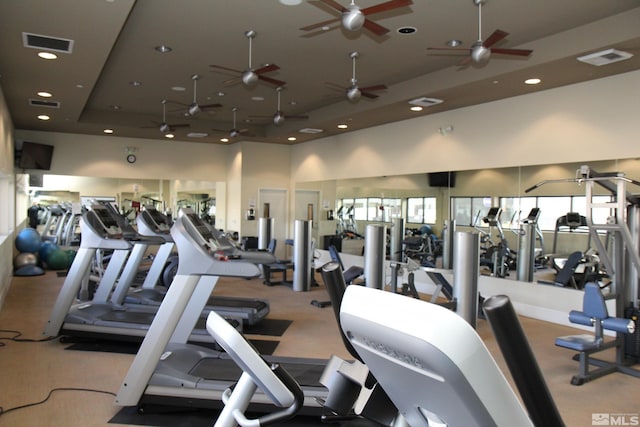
[186,213,214,240]
[146,209,171,230]
[93,207,120,229]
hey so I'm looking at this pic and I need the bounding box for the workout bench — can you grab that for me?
[555,282,638,385]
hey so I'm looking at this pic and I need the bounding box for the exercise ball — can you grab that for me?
[66,249,77,264]
[38,241,59,263]
[14,264,45,276]
[15,228,42,253]
[46,249,71,270]
[14,252,38,269]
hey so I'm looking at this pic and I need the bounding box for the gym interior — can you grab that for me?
[1,2,640,426]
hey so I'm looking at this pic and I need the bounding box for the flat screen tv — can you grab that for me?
[18,141,54,170]
[428,171,456,187]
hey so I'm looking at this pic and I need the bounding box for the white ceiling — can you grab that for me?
[1,0,639,145]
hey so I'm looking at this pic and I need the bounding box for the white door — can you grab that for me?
[258,188,288,259]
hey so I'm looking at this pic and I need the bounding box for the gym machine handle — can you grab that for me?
[483,295,565,427]
[252,364,304,427]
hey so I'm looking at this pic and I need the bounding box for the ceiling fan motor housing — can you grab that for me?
[342,7,365,31]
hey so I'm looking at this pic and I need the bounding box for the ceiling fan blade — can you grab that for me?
[457,55,473,67]
[361,0,413,15]
[199,103,223,109]
[258,75,287,87]
[320,0,349,13]
[491,47,533,57]
[362,18,389,36]
[300,17,341,32]
[361,91,380,99]
[254,64,280,75]
[483,29,509,49]
[169,123,190,128]
[286,115,309,120]
[427,47,471,52]
[359,84,387,92]
[210,64,243,74]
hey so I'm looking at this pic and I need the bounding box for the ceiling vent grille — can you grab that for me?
[577,48,633,66]
[299,128,324,134]
[22,32,74,53]
[408,97,444,107]
[29,99,60,108]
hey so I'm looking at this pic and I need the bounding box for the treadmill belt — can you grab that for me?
[190,358,325,387]
[101,311,155,325]
[208,297,267,310]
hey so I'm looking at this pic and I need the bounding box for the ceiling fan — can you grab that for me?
[211,30,286,88]
[212,108,253,138]
[326,52,387,102]
[250,87,309,126]
[171,75,222,116]
[301,0,413,36]
[427,0,533,65]
[144,100,190,134]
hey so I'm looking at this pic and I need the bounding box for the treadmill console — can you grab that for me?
[89,205,124,237]
[524,207,541,223]
[182,211,237,258]
[482,207,502,225]
[142,208,172,233]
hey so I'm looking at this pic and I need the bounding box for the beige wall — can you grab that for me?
[290,70,640,183]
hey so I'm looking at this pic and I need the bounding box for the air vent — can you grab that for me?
[187,132,209,138]
[29,99,60,108]
[408,97,444,107]
[299,128,324,134]
[22,32,74,53]
[577,48,633,66]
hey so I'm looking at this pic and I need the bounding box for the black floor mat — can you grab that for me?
[109,406,376,427]
[64,337,279,355]
[243,319,292,336]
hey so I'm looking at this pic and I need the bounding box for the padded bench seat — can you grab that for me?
[555,334,602,352]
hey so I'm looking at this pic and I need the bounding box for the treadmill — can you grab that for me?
[120,207,270,326]
[115,208,330,414]
[42,204,235,344]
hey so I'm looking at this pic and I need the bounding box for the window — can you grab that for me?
[407,197,437,224]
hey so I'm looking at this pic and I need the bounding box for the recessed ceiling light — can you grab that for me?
[37,115,50,120]
[410,106,423,112]
[337,124,348,129]
[279,0,302,5]
[130,81,142,87]
[154,45,172,53]
[447,39,462,47]
[287,136,297,141]
[251,96,264,101]
[164,133,174,139]
[109,105,121,110]
[76,84,84,89]
[38,52,57,60]
[524,78,541,85]
[220,137,229,143]
[37,91,52,97]
[397,27,416,34]
[172,86,186,91]
[103,129,114,134]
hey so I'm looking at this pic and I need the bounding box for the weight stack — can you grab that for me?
[624,306,640,361]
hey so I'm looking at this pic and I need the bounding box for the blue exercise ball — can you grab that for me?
[39,241,59,263]
[15,228,42,253]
